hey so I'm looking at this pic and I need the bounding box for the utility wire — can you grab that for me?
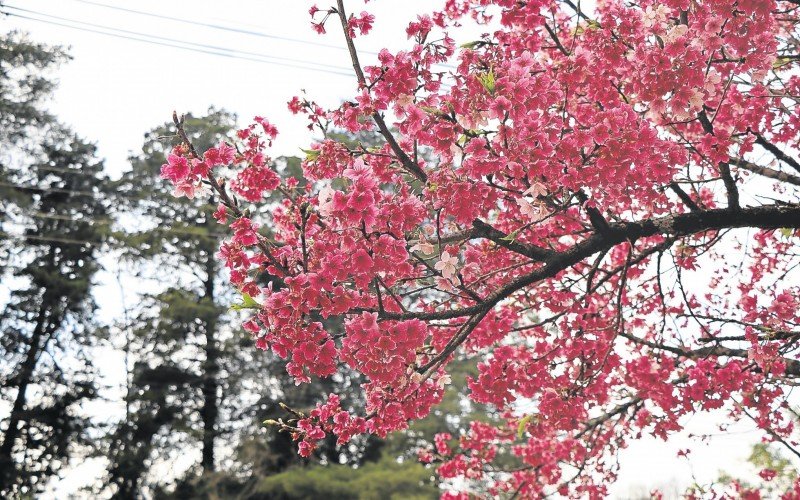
[4,5,354,74]
[22,211,229,239]
[2,181,230,238]
[70,0,368,53]
[29,165,102,177]
[0,230,102,247]
[0,180,100,197]
[2,11,356,77]
[2,216,227,245]
[68,0,457,70]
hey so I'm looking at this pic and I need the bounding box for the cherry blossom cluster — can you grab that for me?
[162,0,800,496]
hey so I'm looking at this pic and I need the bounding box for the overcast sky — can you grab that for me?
[3,0,449,177]
[1,0,777,497]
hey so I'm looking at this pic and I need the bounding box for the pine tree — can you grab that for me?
[0,127,110,496]
[0,30,109,498]
[0,30,69,262]
[103,109,236,498]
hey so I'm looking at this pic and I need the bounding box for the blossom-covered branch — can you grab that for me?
[161,0,800,497]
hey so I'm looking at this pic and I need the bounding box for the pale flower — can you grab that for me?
[173,180,207,199]
[434,251,458,280]
[523,182,547,199]
[705,68,722,94]
[456,111,489,130]
[456,113,477,130]
[410,239,436,255]
[517,198,546,222]
[318,185,335,217]
[751,68,768,84]
[687,88,705,110]
[642,5,667,29]
[396,93,414,108]
[435,275,455,291]
[663,24,688,44]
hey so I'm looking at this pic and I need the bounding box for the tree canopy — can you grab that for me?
[160,0,800,497]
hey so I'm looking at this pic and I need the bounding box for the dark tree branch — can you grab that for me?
[731,158,800,187]
[699,111,739,209]
[472,219,556,261]
[669,182,701,211]
[391,203,800,324]
[753,134,800,175]
[411,204,800,375]
[335,0,428,183]
[576,190,612,235]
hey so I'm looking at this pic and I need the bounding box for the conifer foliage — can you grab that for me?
[0,32,110,495]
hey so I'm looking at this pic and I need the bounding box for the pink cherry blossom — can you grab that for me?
[434,250,458,280]
[161,1,800,496]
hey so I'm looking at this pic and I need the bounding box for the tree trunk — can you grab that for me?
[200,243,219,473]
[109,394,177,500]
[0,303,50,489]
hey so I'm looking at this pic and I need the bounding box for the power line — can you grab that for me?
[32,165,102,177]
[2,215,235,256]
[22,212,228,239]
[4,5,355,75]
[0,230,102,247]
[0,180,100,198]
[27,211,113,225]
[68,0,457,70]
[70,0,366,54]
[1,183,230,238]
[2,11,356,77]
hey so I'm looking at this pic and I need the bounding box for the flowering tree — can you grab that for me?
[161,0,800,497]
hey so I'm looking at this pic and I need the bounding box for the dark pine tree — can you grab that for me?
[0,30,110,498]
[0,127,110,497]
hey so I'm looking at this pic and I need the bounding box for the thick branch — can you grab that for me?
[576,189,612,235]
[754,134,800,175]
[731,158,800,187]
[621,332,800,377]
[392,204,800,325]
[669,183,701,211]
[472,220,556,261]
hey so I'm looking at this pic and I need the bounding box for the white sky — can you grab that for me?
[1,0,785,497]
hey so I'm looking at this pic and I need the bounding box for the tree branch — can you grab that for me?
[335,0,428,183]
[471,219,556,261]
[699,111,739,209]
[669,182,701,211]
[731,158,800,187]
[754,134,800,174]
[390,204,800,323]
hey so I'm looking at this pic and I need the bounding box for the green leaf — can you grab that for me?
[779,227,793,238]
[301,148,320,161]
[419,105,442,115]
[477,69,496,95]
[460,40,482,49]
[517,414,534,439]
[501,229,520,243]
[773,57,792,70]
[230,292,261,311]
